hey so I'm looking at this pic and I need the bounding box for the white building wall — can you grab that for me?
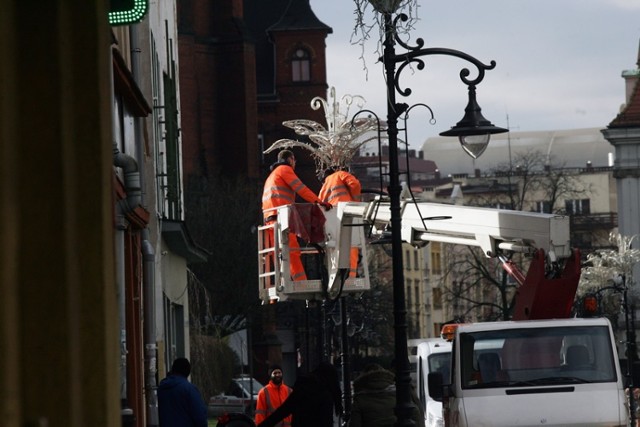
[160,240,191,356]
[127,0,190,376]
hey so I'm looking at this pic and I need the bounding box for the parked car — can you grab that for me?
[208,376,263,418]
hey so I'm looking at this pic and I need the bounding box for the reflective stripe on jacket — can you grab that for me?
[255,382,292,427]
[318,170,361,205]
[263,163,321,221]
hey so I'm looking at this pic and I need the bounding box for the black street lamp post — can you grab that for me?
[617,274,637,425]
[584,276,638,424]
[375,7,508,427]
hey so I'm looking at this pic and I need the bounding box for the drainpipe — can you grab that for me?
[113,143,142,209]
[113,140,158,426]
[115,212,127,402]
[113,23,158,426]
[141,237,158,426]
[130,23,160,427]
[113,142,142,427]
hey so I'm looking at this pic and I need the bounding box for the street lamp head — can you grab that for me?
[439,85,508,159]
[368,0,403,13]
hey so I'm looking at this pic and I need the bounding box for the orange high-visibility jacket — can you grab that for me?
[320,170,362,278]
[319,170,361,205]
[262,163,321,221]
[254,381,292,426]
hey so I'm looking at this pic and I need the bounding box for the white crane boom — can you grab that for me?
[257,198,575,304]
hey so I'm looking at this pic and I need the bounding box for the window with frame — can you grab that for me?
[534,200,552,213]
[291,48,310,82]
[431,247,442,275]
[565,199,590,215]
[433,287,443,309]
[490,202,512,210]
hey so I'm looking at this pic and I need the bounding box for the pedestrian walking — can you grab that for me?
[158,357,208,427]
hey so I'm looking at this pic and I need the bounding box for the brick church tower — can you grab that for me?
[178,0,260,182]
[245,0,332,191]
[177,0,333,385]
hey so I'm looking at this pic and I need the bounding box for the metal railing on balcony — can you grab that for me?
[570,212,618,231]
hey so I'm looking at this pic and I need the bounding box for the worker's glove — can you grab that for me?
[318,201,333,211]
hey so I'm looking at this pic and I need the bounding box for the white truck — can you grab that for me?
[415,338,452,427]
[257,197,630,425]
[428,318,628,427]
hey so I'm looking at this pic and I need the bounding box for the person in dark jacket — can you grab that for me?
[257,362,343,427]
[349,363,424,427]
[158,357,208,427]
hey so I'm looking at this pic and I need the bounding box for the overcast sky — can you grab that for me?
[308,0,640,149]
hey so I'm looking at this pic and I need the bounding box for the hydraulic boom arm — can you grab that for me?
[363,199,572,260]
[257,198,581,318]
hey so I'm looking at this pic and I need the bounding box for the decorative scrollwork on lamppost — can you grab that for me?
[368,3,508,426]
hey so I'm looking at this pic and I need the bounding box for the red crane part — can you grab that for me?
[511,248,581,320]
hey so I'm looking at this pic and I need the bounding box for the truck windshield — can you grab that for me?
[459,326,617,389]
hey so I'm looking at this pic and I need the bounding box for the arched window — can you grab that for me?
[291,48,310,82]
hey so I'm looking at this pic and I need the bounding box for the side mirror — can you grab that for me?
[428,372,444,402]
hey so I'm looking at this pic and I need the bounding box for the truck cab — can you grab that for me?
[430,318,629,427]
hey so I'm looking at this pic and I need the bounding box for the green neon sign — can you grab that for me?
[109,0,148,26]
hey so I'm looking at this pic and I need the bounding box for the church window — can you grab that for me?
[291,48,310,82]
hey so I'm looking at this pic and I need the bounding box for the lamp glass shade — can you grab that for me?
[439,85,508,158]
[459,134,490,159]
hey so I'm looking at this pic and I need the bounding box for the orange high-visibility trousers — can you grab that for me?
[265,223,307,281]
[348,247,359,278]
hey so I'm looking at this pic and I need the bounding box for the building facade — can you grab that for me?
[113,4,209,426]
[1,1,206,426]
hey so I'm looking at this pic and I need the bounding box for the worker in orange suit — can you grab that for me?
[319,166,362,278]
[262,149,331,281]
[255,365,292,427]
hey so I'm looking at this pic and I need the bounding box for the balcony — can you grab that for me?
[569,212,618,231]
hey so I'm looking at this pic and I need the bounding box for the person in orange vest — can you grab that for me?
[255,365,292,427]
[256,362,343,427]
[262,149,331,281]
[319,166,362,278]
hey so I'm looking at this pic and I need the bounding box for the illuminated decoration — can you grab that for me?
[581,232,640,289]
[264,87,381,173]
[580,232,640,424]
[109,0,148,26]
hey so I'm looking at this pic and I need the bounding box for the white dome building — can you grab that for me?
[421,127,614,177]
